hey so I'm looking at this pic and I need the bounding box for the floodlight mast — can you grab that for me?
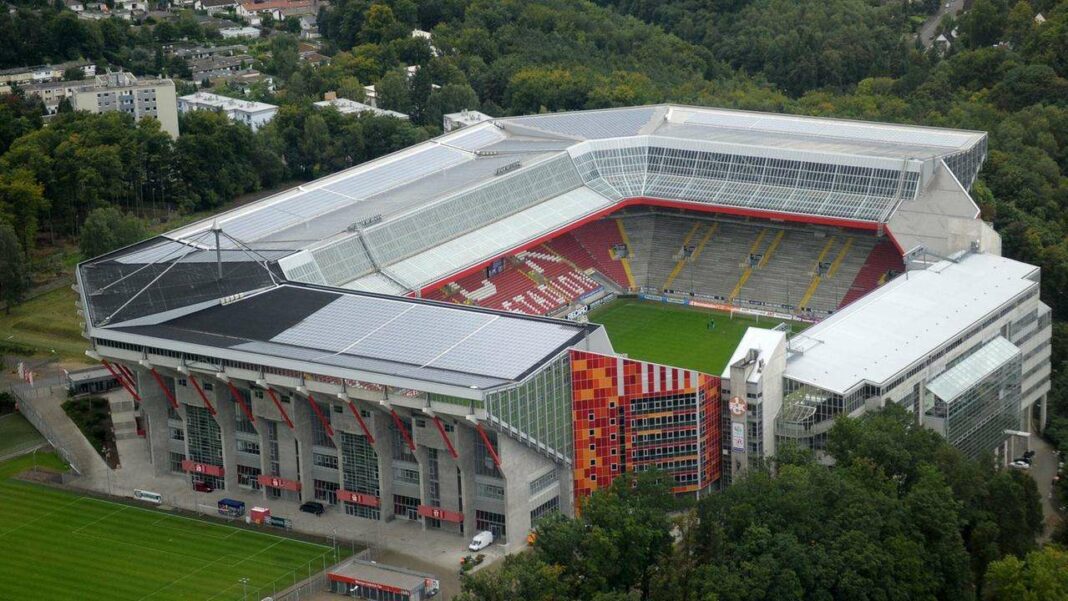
[211,219,223,280]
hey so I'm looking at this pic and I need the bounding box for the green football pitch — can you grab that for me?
[587,298,804,375]
[0,453,343,601]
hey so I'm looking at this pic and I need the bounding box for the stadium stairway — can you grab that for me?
[839,240,904,308]
[727,228,773,302]
[663,222,718,289]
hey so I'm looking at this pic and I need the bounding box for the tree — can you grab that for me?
[79,207,148,259]
[983,546,1068,600]
[267,34,299,80]
[376,69,411,113]
[0,223,28,313]
[0,169,47,253]
[62,66,85,81]
[425,83,478,128]
[455,553,569,601]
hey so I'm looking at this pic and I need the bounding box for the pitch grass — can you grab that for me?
[587,298,805,375]
[0,453,344,601]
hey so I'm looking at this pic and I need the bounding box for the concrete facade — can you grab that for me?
[116,359,567,552]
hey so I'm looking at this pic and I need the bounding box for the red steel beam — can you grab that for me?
[101,360,141,403]
[188,375,217,416]
[306,393,334,437]
[475,423,502,469]
[225,381,256,425]
[148,368,179,410]
[265,387,294,430]
[118,363,137,387]
[390,410,416,452]
[346,401,375,444]
[432,416,458,459]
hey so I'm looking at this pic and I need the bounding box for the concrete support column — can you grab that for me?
[135,366,171,478]
[415,445,430,531]
[292,395,317,503]
[212,380,240,493]
[454,423,479,537]
[371,407,395,522]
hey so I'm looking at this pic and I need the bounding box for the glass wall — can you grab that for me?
[484,352,573,462]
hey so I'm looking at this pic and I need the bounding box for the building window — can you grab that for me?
[475,510,506,538]
[168,451,185,473]
[392,466,420,485]
[170,427,185,441]
[529,470,558,495]
[314,479,339,505]
[236,439,260,455]
[530,496,560,525]
[475,430,502,478]
[237,464,261,490]
[391,418,415,462]
[393,494,420,520]
[313,452,338,470]
[476,482,505,500]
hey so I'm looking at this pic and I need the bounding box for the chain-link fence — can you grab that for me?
[8,384,82,475]
[244,549,368,601]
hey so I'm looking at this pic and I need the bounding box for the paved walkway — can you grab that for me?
[1028,429,1062,543]
[919,0,964,48]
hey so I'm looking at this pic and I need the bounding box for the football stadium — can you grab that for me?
[75,105,1052,551]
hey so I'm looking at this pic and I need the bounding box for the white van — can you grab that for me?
[468,530,494,551]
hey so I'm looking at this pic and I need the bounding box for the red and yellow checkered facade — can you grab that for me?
[569,350,720,500]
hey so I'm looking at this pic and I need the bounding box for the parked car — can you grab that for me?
[299,501,325,516]
[1009,460,1031,470]
[468,530,494,551]
[193,481,214,493]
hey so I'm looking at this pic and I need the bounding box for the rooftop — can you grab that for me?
[314,97,408,119]
[722,328,787,384]
[926,336,1019,403]
[784,253,1039,394]
[109,284,595,390]
[179,91,277,113]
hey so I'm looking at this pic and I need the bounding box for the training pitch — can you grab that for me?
[0,454,341,601]
[587,298,803,374]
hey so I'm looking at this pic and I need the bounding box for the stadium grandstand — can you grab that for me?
[75,105,1050,550]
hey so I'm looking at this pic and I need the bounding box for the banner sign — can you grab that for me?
[731,422,746,453]
[416,505,464,523]
[257,474,302,492]
[337,490,380,507]
[181,460,224,477]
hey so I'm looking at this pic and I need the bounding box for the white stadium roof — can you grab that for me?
[153,104,987,295]
[784,253,1038,395]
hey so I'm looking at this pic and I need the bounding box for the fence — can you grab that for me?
[7,384,82,475]
[248,550,369,601]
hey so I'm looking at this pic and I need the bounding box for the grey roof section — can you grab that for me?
[504,106,661,140]
[785,253,1038,394]
[114,284,593,388]
[926,336,1019,403]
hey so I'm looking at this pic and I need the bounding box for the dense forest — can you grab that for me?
[0,0,1066,594]
[459,406,1054,600]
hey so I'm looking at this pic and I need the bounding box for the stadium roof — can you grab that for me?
[106,285,597,390]
[138,104,986,297]
[784,253,1038,395]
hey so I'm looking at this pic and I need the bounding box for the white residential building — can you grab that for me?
[178,91,278,131]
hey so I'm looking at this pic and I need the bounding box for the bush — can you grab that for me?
[62,396,113,458]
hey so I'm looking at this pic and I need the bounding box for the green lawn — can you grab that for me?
[0,285,87,363]
[0,413,46,458]
[587,298,803,375]
[0,453,344,601]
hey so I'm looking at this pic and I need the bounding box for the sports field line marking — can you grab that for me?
[0,495,88,539]
[151,538,287,601]
[83,495,330,549]
[135,551,230,601]
[71,505,128,534]
[70,529,228,564]
[203,546,333,601]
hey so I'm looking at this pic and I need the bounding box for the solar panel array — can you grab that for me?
[269,293,581,380]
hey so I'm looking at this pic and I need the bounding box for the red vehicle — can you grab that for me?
[193,480,214,493]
